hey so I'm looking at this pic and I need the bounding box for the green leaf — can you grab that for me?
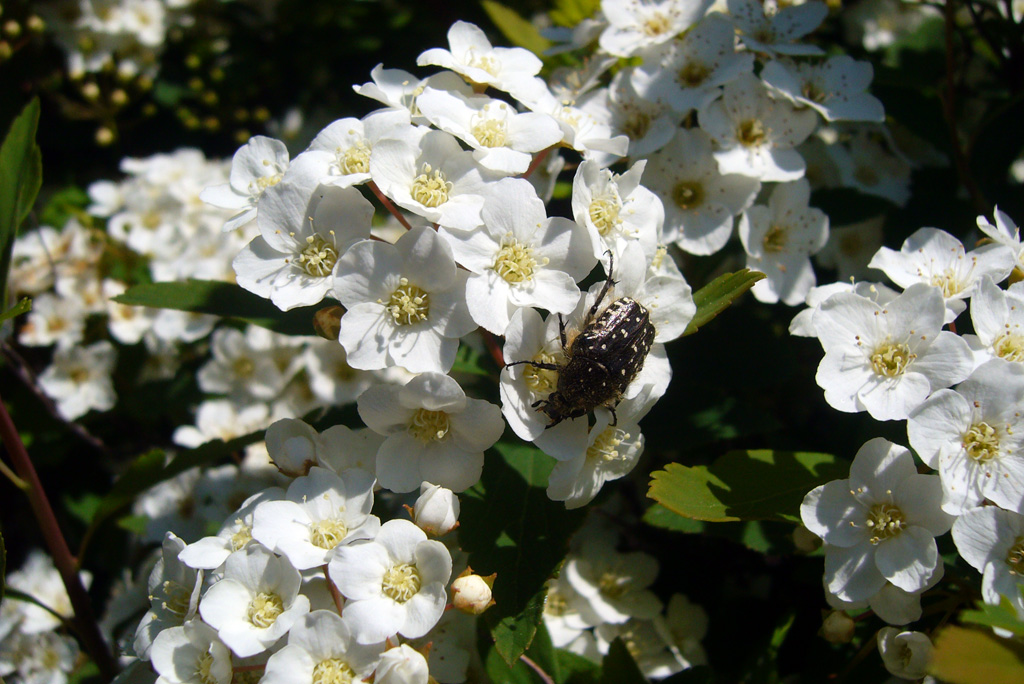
[929,626,1024,684]
[599,639,646,684]
[550,0,600,27]
[0,297,31,324]
[682,270,765,337]
[113,279,321,336]
[482,1,552,56]
[0,98,42,307]
[460,441,587,666]
[643,503,707,533]
[452,341,492,376]
[648,450,846,523]
[961,598,1024,637]
[38,185,89,229]
[63,492,103,526]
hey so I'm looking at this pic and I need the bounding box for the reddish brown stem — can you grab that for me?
[367,181,413,230]
[520,655,555,684]
[0,391,118,681]
[481,329,505,368]
[522,147,553,180]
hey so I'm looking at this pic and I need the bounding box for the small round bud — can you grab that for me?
[95,126,115,146]
[26,15,45,33]
[820,611,855,644]
[792,525,822,554]
[137,75,153,91]
[265,418,319,477]
[313,305,344,341]
[375,644,430,684]
[110,89,129,107]
[253,106,270,122]
[451,567,495,615]
[202,90,218,106]
[3,20,20,38]
[412,482,459,537]
[184,54,201,69]
[81,82,101,101]
[0,41,11,60]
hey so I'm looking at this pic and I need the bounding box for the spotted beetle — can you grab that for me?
[505,252,656,427]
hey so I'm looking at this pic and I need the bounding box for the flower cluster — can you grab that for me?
[798,208,1024,675]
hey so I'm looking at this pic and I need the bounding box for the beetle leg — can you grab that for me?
[588,249,618,322]
[505,360,560,371]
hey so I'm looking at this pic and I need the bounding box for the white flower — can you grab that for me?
[546,412,645,509]
[789,281,898,338]
[761,57,885,123]
[374,644,430,684]
[259,610,384,684]
[565,539,662,624]
[353,65,473,126]
[296,108,415,189]
[877,628,932,680]
[599,0,713,57]
[252,467,380,569]
[800,438,954,601]
[440,177,596,334]
[664,594,709,667]
[3,550,83,635]
[571,159,661,264]
[519,87,629,160]
[594,619,689,679]
[727,0,828,56]
[37,340,117,420]
[151,620,232,684]
[416,21,543,100]
[328,519,452,644]
[594,68,682,165]
[966,277,1024,366]
[199,544,311,657]
[825,564,944,626]
[700,73,818,182]
[739,178,829,306]
[134,533,203,659]
[172,399,270,449]
[200,136,289,232]
[811,283,974,421]
[644,127,760,254]
[234,183,374,311]
[369,130,500,231]
[333,226,475,373]
[357,372,504,493]
[104,279,156,344]
[17,292,87,348]
[0,630,78,684]
[951,506,1024,617]
[868,227,1017,322]
[977,206,1024,274]
[178,488,283,571]
[197,326,297,401]
[908,360,1024,514]
[416,87,563,175]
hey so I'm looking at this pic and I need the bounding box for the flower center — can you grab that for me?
[737,119,768,147]
[310,518,349,549]
[963,421,1000,463]
[297,233,339,277]
[251,170,283,197]
[870,341,914,377]
[678,61,711,88]
[232,357,255,378]
[411,163,452,207]
[652,244,668,270]
[672,181,704,210]
[382,563,422,603]
[622,111,652,140]
[587,427,629,464]
[524,351,559,395]
[597,569,632,599]
[762,224,788,253]
[409,408,451,443]
[70,366,91,383]
[385,278,430,325]
[929,269,965,298]
[472,117,507,148]
[230,523,252,551]
[246,591,284,629]
[161,579,193,617]
[544,589,569,616]
[801,80,828,104]
[468,52,500,76]
[196,651,218,684]
[494,235,539,284]
[589,194,622,236]
[642,11,672,37]
[1006,537,1024,575]
[994,332,1024,362]
[312,658,356,684]
[865,503,906,544]
[340,141,371,175]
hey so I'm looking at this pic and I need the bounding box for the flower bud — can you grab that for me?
[264,418,318,477]
[451,567,495,615]
[820,610,855,644]
[412,483,459,537]
[877,628,932,680]
[313,305,344,340]
[375,644,430,684]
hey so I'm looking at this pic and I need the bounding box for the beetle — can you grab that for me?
[505,253,655,427]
